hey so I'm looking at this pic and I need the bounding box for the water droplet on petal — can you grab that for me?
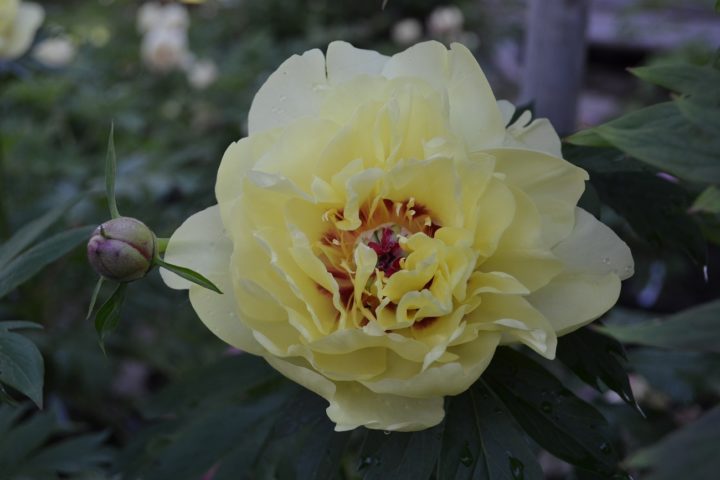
[602,256,611,264]
[509,456,525,480]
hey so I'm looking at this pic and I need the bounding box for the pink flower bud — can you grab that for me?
[87,217,156,282]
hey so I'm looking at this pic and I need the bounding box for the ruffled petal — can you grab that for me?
[382,42,505,151]
[326,40,389,85]
[248,48,328,134]
[266,356,444,432]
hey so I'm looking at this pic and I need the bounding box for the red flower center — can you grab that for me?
[367,227,405,277]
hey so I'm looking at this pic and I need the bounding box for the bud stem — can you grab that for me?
[156,237,170,255]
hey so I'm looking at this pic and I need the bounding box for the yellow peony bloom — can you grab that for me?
[0,0,43,61]
[162,41,634,432]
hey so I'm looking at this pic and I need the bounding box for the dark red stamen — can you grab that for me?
[367,227,405,276]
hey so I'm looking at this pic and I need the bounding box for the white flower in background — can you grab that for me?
[137,1,192,73]
[141,26,191,72]
[186,58,218,89]
[137,1,189,34]
[391,18,422,46]
[427,5,464,40]
[32,36,76,67]
[0,0,44,60]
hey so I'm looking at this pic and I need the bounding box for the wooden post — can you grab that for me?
[519,0,590,135]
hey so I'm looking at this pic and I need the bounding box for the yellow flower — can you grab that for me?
[162,41,633,432]
[0,0,43,61]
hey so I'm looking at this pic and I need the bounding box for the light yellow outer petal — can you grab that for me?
[160,205,228,290]
[160,205,265,355]
[360,333,501,398]
[326,40,389,85]
[0,2,43,60]
[381,41,505,151]
[527,271,621,336]
[487,147,588,248]
[266,356,444,432]
[552,208,634,280]
[248,48,328,134]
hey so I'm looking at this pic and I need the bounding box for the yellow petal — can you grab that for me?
[527,271,621,336]
[361,333,501,398]
[488,148,588,247]
[266,356,444,432]
[248,48,328,134]
[553,208,634,280]
[381,42,505,151]
[326,40,388,85]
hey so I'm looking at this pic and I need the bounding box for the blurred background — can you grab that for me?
[1,0,719,478]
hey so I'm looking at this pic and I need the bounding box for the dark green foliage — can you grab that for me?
[484,349,622,476]
[0,404,114,479]
[626,406,720,480]
[601,299,720,353]
[557,327,639,412]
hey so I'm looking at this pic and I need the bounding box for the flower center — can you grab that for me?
[314,198,441,325]
[362,224,408,277]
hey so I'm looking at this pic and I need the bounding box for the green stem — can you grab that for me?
[156,237,170,255]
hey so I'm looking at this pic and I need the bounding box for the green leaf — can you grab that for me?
[676,97,720,134]
[255,388,351,480]
[600,299,720,353]
[557,327,640,413]
[359,425,443,480]
[0,405,113,477]
[116,355,287,479]
[691,186,720,214]
[438,380,542,480]
[0,196,82,271]
[630,64,720,99]
[154,257,222,294]
[0,226,95,300]
[138,394,288,480]
[0,321,43,331]
[86,276,104,320]
[485,348,620,476]
[565,146,706,264]
[583,102,720,184]
[94,282,127,351]
[565,129,614,147]
[17,431,114,476]
[0,330,44,408]
[142,355,279,417]
[627,349,720,403]
[0,405,57,471]
[106,122,120,219]
[626,405,720,480]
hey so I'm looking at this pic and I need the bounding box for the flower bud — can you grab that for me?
[87,217,156,282]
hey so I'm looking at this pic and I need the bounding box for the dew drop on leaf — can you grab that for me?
[599,442,612,454]
[509,456,525,480]
[459,442,474,466]
[540,401,553,413]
